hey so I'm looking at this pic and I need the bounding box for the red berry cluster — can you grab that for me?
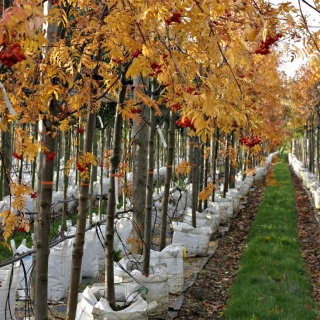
[132,49,142,58]
[254,34,282,55]
[77,127,85,134]
[12,152,23,160]
[0,42,26,67]
[30,192,37,199]
[149,61,162,76]
[185,87,195,94]
[165,11,182,25]
[1,32,17,46]
[45,151,56,162]
[57,107,71,120]
[185,86,199,95]
[76,162,89,172]
[176,117,195,131]
[112,58,123,64]
[131,107,142,114]
[239,136,261,147]
[169,103,181,112]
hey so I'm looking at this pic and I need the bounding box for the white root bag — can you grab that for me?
[183,209,220,234]
[94,224,106,271]
[206,201,220,214]
[122,271,168,319]
[115,215,133,253]
[175,188,192,214]
[215,198,233,225]
[150,244,184,294]
[314,189,320,209]
[0,262,20,320]
[93,297,151,320]
[94,223,121,271]
[151,206,162,227]
[226,188,240,212]
[17,255,33,299]
[76,285,154,320]
[201,209,220,234]
[82,229,99,278]
[10,241,33,298]
[48,238,73,301]
[172,222,212,257]
[253,166,266,182]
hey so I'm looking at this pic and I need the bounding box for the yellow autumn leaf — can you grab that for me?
[198,183,215,201]
[175,161,192,176]
[225,48,235,68]
[286,13,294,24]
[142,44,150,57]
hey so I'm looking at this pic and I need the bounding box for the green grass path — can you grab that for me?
[223,153,319,320]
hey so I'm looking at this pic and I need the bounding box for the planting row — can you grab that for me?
[289,153,320,228]
[0,152,278,319]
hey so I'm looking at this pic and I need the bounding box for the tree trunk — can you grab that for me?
[34,100,57,320]
[99,129,106,218]
[31,124,38,190]
[31,120,44,302]
[187,133,194,182]
[211,125,219,202]
[229,132,236,189]
[303,123,307,168]
[66,110,96,320]
[131,76,148,253]
[317,112,320,180]
[61,129,71,236]
[223,135,230,197]
[89,126,98,222]
[308,116,314,173]
[2,122,12,198]
[191,136,199,228]
[204,137,210,209]
[197,143,204,212]
[142,80,156,275]
[159,111,175,250]
[34,4,63,315]
[105,75,127,309]
[55,133,61,191]
[106,126,111,178]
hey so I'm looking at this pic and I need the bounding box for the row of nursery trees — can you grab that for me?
[290,67,320,179]
[0,0,319,319]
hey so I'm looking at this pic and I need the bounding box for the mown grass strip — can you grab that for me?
[223,153,318,320]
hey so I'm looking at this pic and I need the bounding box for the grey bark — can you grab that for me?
[191,136,199,228]
[66,110,96,320]
[229,132,236,189]
[204,137,210,209]
[142,81,156,275]
[61,130,71,236]
[34,101,57,320]
[159,111,175,250]
[211,125,219,202]
[34,4,63,316]
[105,75,127,309]
[223,135,230,197]
[131,76,148,253]
[2,122,12,198]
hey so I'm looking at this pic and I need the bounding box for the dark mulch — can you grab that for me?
[176,165,320,320]
[292,169,320,307]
